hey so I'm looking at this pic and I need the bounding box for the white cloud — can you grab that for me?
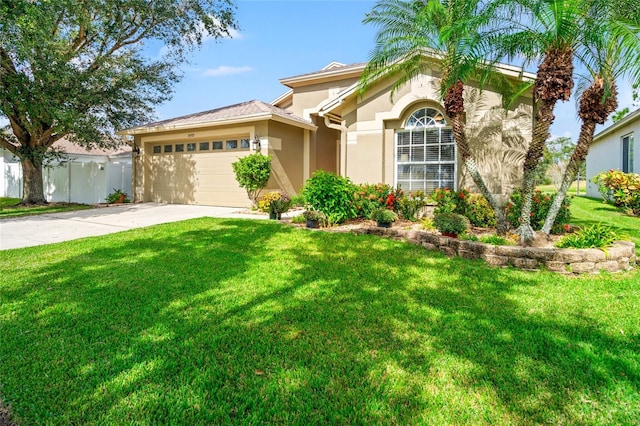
[202,66,253,77]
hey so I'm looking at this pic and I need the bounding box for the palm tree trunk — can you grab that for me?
[463,157,509,234]
[516,100,556,244]
[450,110,508,235]
[444,80,509,233]
[541,120,596,235]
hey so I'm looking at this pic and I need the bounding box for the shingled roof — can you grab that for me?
[122,100,315,134]
[54,137,131,156]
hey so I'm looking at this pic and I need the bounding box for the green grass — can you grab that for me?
[0,197,93,218]
[537,180,587,196]
[569,196,640,251]
[1,218,639,425]
[0,197,20,208]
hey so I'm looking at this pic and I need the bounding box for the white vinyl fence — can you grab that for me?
[1,149,132,204]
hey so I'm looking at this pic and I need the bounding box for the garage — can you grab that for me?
[121,100,316,207]
[144,137,252,206]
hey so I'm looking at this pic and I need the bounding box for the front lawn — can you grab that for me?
[570,195,640,250]
[0,218,638,424]
[0,197,93,218]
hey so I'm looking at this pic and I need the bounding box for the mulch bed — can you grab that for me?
[284,217,563,249]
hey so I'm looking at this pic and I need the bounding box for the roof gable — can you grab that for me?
[594,108,640,142]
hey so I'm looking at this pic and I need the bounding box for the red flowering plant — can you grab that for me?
[431,188,469,215]
[505,188,571,233]
[352,183,400,218]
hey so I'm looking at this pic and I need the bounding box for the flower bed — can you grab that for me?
[344,227,636,274]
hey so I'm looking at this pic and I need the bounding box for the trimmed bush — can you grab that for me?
[231,153,272,206]
[302,171,357,224]
[370,208,399,224]
[434,212,470,235]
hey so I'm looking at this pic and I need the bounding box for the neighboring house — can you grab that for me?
[0,138,132,204]
[586,108,639,198]
[120,58,535,208]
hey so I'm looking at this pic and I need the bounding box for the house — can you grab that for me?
[1,138,132,204]
[120,58,535,208]
[586,108,639,198]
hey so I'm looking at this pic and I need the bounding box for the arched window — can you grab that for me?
[396,107,456,192]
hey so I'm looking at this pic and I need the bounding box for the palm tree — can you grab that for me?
[494,0,583,243]
[541,0,640,234]
[359,0,523,234]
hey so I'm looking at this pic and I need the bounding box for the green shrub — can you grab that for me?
[505,189,571,234]
[592,169,640,215]
[231,153,272,206]
[433,212,470,235]
[370,208,398,224]
[431,188,497,228]
[462,193,496,228]
[396,189,427,221]
[105,188,130,203]
[302,171,357,224]
[555,223,619,249]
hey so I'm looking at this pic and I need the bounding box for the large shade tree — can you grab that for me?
[495,0,583,244]
[359,0,524,234]
[0,0,237,204]
[540,0,640,234]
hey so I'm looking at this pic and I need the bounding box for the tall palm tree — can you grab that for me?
[359,0,522,234]
[541,0,640,234]
[494,0,583,243]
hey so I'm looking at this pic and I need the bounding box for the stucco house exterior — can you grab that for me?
[120,58,535,207]
[586,108,639,198]
[1,138,132,204]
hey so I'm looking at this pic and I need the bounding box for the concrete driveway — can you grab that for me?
[0,203,277,250]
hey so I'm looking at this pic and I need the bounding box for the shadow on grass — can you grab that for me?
[0,218,638,424]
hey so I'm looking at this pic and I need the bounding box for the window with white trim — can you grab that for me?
[622,133,634,173]
[396,107,456,192]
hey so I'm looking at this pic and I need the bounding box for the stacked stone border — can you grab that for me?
[345,227,636,274]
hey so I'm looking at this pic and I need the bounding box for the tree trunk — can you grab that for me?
[463,157,509,235]
[541,126,595,235]
[446,83,509,235]
[516,100,555,244]
[20,158,48,205]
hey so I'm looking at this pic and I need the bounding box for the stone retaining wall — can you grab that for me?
[349,227,636,274]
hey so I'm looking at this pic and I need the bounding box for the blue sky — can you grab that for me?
[157,0,378,119]
[158,0,636,142]
[2,0,634,143]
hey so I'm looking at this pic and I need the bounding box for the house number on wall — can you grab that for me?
[188,133,195,138]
